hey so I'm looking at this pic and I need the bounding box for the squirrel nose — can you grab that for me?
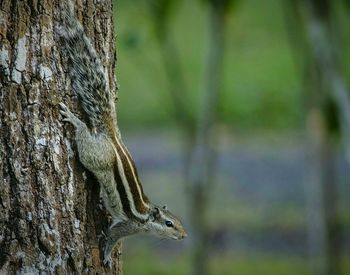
[182,231,188,239]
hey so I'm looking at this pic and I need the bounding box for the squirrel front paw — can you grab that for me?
[59,103,74,122]
[100,232,113,268]
[59,103,82,128]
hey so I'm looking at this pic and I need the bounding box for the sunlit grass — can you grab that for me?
[124,249,310,275]
[210,252,310,275]
[123,247,350,275]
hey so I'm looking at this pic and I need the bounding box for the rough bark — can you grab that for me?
[0,0,122,273]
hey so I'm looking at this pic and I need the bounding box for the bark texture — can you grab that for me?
[0,0,122,273]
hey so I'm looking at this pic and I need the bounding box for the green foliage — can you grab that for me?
[115,0,305,131]
[124,246,350,274]
[115,0,350,131]
[200,0,237,11]
[210,254,310,275]
[146,0,179,39]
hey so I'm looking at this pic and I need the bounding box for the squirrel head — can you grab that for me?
[144,205,187,240]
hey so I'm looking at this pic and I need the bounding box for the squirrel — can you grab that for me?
[57,2,187,267]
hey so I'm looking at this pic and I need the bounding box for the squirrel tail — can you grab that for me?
[59,2,112,132]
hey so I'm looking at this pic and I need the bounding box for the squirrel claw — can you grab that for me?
[97,230,107,241]
[59,102,69,112]
[59,102,80,127]
[103,254,112,269]
[59,103,69,116]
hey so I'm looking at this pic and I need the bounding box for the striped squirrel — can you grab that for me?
[58,2,187,266]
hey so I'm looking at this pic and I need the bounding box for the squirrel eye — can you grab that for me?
[165,220,173,227]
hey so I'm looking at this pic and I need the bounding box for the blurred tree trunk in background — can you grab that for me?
[147,1,230,274]
[0,0,122,273]
[147,0,195,168]
[187,2,229,274]
[284,0,348,274]
[306,103,340,275]
[303,0,350,164]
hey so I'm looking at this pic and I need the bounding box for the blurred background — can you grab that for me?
[112,0,350,274]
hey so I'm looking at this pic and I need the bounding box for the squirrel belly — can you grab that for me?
[60,103,123,218]
[59,103,115,171]
[76,130,115,172]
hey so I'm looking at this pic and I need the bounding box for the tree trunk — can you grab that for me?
[304,0,350,164]
[188,2,228,275]
[303,2,344,274]
[283,1,343,274]
[306,107,340,275]
[148,2,229,274]
[0,0,122,273]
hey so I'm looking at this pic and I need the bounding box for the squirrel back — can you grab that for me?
[59,3,114,135]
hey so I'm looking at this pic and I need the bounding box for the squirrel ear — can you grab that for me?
[151,207,160,221]
[153,207,160,216]
[162,205,167,210]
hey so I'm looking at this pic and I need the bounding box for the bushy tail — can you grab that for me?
[58,2,112,132]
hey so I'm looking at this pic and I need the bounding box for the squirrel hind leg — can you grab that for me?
[101,232,114,268]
